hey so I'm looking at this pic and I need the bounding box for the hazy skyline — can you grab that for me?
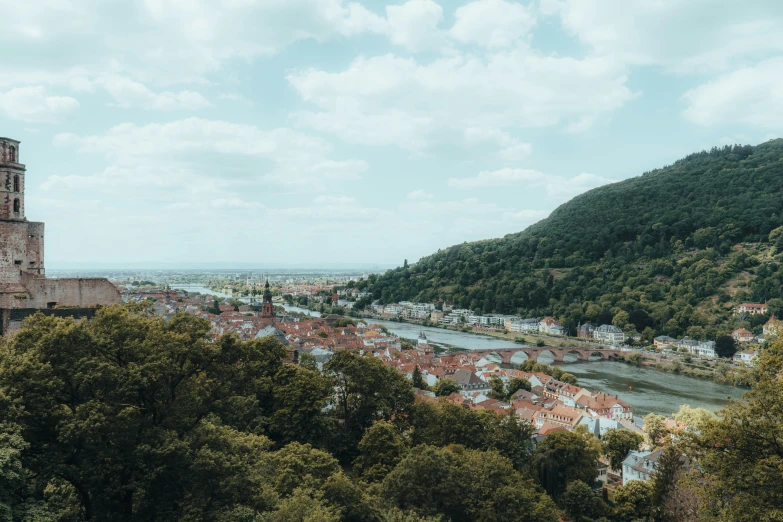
[4,0,783,267]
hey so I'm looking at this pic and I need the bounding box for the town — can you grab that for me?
[117,280,753,492]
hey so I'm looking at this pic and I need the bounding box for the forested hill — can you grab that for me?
[359,140,783,340]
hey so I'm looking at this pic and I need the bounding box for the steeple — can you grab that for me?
[261,278,274,320]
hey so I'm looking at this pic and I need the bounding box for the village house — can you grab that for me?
[538,316,566,336]
[733,349,758,366]
[653,335,677,349]
[733,303,768,315]
[533,404,584,430]
[732,328,754,343]
[593,324,625,346]
[577,322,596,339]
[763,315,782,338]
[622,449,665,485]
[576,393,633,420]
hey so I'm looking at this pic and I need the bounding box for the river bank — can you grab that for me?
[355,313,752,387]
[173,286,744,415]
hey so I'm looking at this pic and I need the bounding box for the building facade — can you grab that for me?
[593,324,625,346]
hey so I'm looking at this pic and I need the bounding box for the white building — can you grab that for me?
[622,449,664,485]
[733,349,758,366]
[593,324,625,346]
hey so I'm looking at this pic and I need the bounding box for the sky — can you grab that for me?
[4,0,783,268]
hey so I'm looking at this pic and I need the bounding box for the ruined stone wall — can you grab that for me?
[0,220,43,287]
[1,307,99,336]
[20,274,121,309]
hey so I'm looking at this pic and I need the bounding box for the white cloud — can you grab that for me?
[450,0,535,48]
[314,195,356,205]
[548,0,783,73]
[464,127,532,161]
[406,189,434,200]
[449,168,612,197]
[507,209,549,221]
[0,0,391,85]
[288,50,634,152]
[218,93,255,106]
[682,58,783,129]
[49,118,367,195]
[55,118,328,160]
[449,168,543,189]
[211,198,262,209]
[0,86,79,122]
[99,76,211,110]
[385,0,446,52]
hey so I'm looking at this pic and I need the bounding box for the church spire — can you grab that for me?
[261,278,274,320]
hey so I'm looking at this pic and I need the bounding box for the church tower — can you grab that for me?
[261,279,275,319]
[0,138,25,221]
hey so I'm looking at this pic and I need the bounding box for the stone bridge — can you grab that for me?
[467,347,625,364]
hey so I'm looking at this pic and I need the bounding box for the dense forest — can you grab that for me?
[359,140,783,340]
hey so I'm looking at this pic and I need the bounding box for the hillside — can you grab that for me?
[359,140,783,340]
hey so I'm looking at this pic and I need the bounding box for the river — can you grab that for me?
[174,286,745,416]
[554,361,745,417]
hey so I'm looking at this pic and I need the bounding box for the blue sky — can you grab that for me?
[4,0,783,267]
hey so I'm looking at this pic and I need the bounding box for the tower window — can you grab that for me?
[13,198,19,213]
[13,175,19,192]
[8,146,15,163]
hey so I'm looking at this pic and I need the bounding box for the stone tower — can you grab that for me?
[0,138,25,221]
[0,138,44,288]
[261,279,274,319]
[0,137,120,327]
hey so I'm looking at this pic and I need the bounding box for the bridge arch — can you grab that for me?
[536,349,556,363]
[587,351,606,361]
[509,350,529,366]
[562,350,584,362]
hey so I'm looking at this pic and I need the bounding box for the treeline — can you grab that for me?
[359,140,783,339]
[0,305,605,521]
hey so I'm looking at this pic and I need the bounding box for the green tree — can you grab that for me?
[559,372,578,385]
[0,306,284,520]
[715,335,737,359]
[612,480,653,522]
[324,351,415,457]
[299,353,319,372]
[506,377,532,398]
[432,379,460,397]
[382,445,558,522]
[650,445,695,522]
[533,428,600,499]
[688,346,783,520]
[266,488,341,522]
[602,429,644,471]
[488,375,506,400]
[321,471,381,522]
[643,414,669,448]
[354,421,409,483]
[671,405,716,432]
[271,364,335,447]
[561,480,599,522]
[412,365,426,390]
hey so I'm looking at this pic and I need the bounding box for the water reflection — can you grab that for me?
[559,361,745,417]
